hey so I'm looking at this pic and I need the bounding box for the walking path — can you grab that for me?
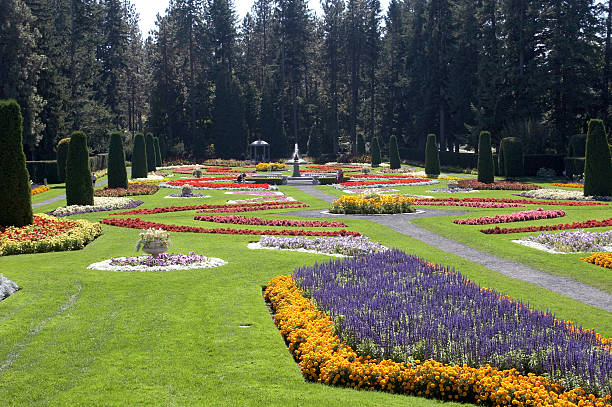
[288,184,612,313]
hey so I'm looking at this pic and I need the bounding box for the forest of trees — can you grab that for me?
[1,0,611,161]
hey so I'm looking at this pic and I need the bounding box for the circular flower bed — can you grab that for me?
[0,273,19,301]
[48,197,143,217]
[330,194,415,214]
[87,252,227,271]
[94,184,159,197]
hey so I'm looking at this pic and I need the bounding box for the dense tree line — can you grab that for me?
[1,0,610,161]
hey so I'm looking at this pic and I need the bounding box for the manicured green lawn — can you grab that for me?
[1,173,611,406]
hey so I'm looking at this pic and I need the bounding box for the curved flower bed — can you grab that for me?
[257,235,385,256]
[87,252,227,271]
[224,190,284,196]
[348,174,419,179]
[457,179,540,190]
[48,197,143,217]
[227,196,294,204]
[343,188,399,194]
[31,185,50,195]
[582,252,612,270]
[0,274,19,301]
[412,197,605,207]
[162,180,271,190]
[481,217,612,234]
[129,177,170,184]
[265,273,611,406]
[94,184,159,197]
[111,201,308,216]
[552,183,584,189]
[101,217,360,237]
[453,209,565,225]
[521,230,612,253]
[427,187,477,193]
[517,188,611,201]
[0,214,102,256]
[173,166,256,175]
[176,176,236,182]
[330,194,415,214]
[334,179,438,189]
[194,215,346,228]
[164,193,210,199]
[415,199,522,208]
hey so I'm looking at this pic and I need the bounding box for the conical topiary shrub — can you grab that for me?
[425,134,440,177]
[0,100,33,227]
[357,134,366,155]
[131,133,148,179]
[154,137,162,167]
[498,142,506,177]
[389,135,401,169]
[583,119,612,197]
[371,137,381,167]
[65,131,94,206]
[56,137,71,183]
[108,131,128,189]
[477,131,494,183]
[145,133,156,173]
[500,137,523,179]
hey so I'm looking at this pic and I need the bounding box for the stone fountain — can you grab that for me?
[285,143,308,177]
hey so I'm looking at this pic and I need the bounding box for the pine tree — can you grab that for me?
[477,131,494,183]
[107,131,128,189]
[65,130,94,206]
[583,119,612,196]
[145,133,157,172]
[357,134,366,154]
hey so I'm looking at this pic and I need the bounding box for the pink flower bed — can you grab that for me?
[193,215,347,228]
[453,208,566,225]
[481,218,612,234]
[339,178,432,187]
[457,179,540,190]
[413,200,523,208]
[349,174,419,179]
[411,197,605,207]
[224,191,284,196]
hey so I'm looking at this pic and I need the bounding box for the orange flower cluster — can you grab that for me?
[31,185,50,195]
[551,183,583,189]
[265,275,612,406]
[582,252,612,270]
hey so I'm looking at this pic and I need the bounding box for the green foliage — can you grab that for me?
[568,134,587,157]
[477,131,494,183]
[307,130,321,158]
[145,133,156,172]
[154,137,162,166]
[389,135,401,169]
[27,161,59,184]
[371,137,381,167]
[56,138,71,182]
[425,134,440,176]
[564,157,585,179]
[357,134,366,154]
[65,131,94,206]
[131,133,148,179]
[583,119,612,196]
[107,131,128,189]
[500,137,524,179]
[0,100,33,227]
[498,143,505,177]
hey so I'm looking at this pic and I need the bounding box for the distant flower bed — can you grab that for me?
[412,196,605,207]
[481,217,612,234]
[348,174,418,179]
[203,158,251,167]
[582,252,612,270]
[256,162,287,171]
[48,197,143,217]
[173,166,255,175]
[521,230,612,253]
[178,176,236,182]
[163,180,271,190]
[31,185,50,195]
[0,274,19,301]
[227,196,294,204]
[343,188,399,194]
[194,214,346,228]
[87,252,227,271]
[552,182,584,188]
[453,208,565,225]
[258,235,385,256]
[111,201,307,216]
[224,191,284,196]
[457,179,540,190]
[288,250,612,397]
[129,174,169,184]
[94,184,159,197]
[518,188,611,201]
[0,214,102,256]
[164,193,210,199]
[334,179,438,189]
[427,187,476,193]
[101,217,360,237]
[330,194,415,214]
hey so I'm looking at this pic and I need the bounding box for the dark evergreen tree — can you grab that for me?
[500,137,524,179]
[56,137,71,183]
[154,137,162,166]
[371,136,381,167]
[307,130,321,159]
[107,131,128,189]
[568,134,587,157]
[389,134,401,169]
[145,133,156,172]
[477,131,494,183]
[425,134,440,176]
[260,77,286,159]
[357,134,366,154]
[0,100,33,227]
[583,119,612,196]
[65,130,94,206]
[131,132,148,178]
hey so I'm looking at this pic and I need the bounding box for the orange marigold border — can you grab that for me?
[264,275,612,406]
[582,252,612,270]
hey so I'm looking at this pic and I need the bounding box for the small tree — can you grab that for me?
[56,137,71,183]
[145,133,156,172]
[65,131,94,206]
[477,131,494,183]
[500,137,523,179]
[389,135,401,169]
[371,137,381,167]
[425,134,440,176]
[357,134,366,154]
[583,119,612,196]
[0,100,33,227]
[108,131,128,189]
[154,137,162,167]
[131,133,148,179]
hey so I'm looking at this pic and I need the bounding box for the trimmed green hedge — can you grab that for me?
[389,135,401,169]
[108,132,128,189]
[56,137,71,182]
[0,99,33,227]
[27,161,60,184]
[583,119,612,196]
[425,134,440,176]
[477,131,494,183]
[132,133,148,179]
[500,137,523,179]
[146,133,156,172]
[65,131,94,206]
[371,137,381,167]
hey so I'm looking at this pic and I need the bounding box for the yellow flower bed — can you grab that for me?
[129,177,170,185]
[330,194,415,214]
[551,183,583,189]
[256,162,286,171]
[31,185,50,195]
[582,252,612,270]
[438,175,464,181]
[264,275,612,407]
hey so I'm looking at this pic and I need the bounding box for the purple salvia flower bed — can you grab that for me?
[293,250,612,395]
[48,200,144,217]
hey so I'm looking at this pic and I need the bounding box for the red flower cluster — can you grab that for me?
[111,201,308,216]
[167,176,236,182]
[94,184,159,197]
[339,178,431,186]
[481,217,612,234]
[457,179,540,190]
[0,215,79,242]
[412,197,606,207]
[454,208,566,225]
[413,199,523,208]
[193,214,346,228]
[166,180,270,189]
[101,217,361,237]
[348,174,417,179]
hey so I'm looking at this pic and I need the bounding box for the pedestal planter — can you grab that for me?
[141,240,168,257]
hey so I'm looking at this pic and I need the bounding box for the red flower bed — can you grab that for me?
[481,217,612,234]
[339,178,431,187]
[413,200,523,208]
[111,201,308,216]
[166,180,270,189]
[168,176,236,182]
[454,208,565,225]
[193,214,346,227]
[348,174,418,179]
[0,215,79,242]
[457,179,540,190]
[173,166,256,174]
[412,197,606,207]
[94,184,159,197]
[101,217,361,237]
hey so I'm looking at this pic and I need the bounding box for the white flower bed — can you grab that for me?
[247,242,346,257]
[87,255,227,272]
[512,240,569,254]
[0,274,19,301]
[164,194,211,199]
[332,180,439,189]
[49,197,139,216]
[160,183,273,191]
[517,188,611,201]
[130,174,167,182]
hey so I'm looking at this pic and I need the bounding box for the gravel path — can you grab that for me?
[289,184,612,313]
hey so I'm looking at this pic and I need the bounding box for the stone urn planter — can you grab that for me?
[141,240,168,257]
